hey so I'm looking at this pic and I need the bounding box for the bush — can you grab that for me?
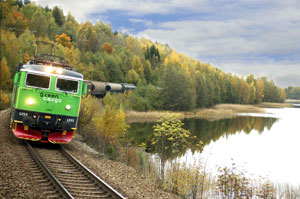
[129,94,151,111]
[163,161,212,199]
[215,163,253,199]
[128,84,162,111]
[78,93,129,157]
[0,90,10,110]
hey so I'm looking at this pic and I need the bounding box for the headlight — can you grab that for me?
[66,105,71,110]
[56,68,63,74]
[46,66,53,73]
[26,98,35,106]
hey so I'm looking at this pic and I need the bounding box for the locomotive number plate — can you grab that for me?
[45,115,51,119]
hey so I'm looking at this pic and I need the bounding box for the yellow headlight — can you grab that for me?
[26,98,35,106]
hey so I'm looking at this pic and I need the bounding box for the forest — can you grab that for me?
[0,0,286,111]
[286,86,300,99]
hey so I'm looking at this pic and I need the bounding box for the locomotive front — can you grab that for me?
[10,64,86,143]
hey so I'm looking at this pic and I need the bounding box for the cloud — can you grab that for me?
[129,18,154,27]
[218,61,300,87]
[33,0,300,87]
[139,6,300,58]
[35,0,208,21]
[139,19,263,58]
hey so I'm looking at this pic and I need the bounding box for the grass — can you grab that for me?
[125,110,182,123]
[286,99,300,103]
[189,104,265,121]
[256,102,293,108]
[125,104,265,123]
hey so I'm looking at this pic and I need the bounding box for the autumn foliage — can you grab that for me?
[101,43,114,54]
[1,0,286,113]
[78,94,129,158]
[55,33,72,48]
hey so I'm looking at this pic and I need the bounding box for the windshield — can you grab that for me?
[25,73,50,89]
[56,78,78,93]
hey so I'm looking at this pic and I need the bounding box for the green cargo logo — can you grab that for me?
[40,92,62,103]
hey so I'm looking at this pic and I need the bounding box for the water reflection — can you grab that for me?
[128,108,300,186]
[128,116,278,162]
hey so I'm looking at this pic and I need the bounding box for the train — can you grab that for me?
[86,81,136,97]
[10,41,135,144]
[10,42,87,144]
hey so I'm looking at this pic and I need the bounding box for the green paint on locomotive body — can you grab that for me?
[12,64,84,117]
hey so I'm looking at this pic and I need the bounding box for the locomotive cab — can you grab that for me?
[10,64,86,144]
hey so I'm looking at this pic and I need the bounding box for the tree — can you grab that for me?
[126,69,139,85]
[13,11,29,35]
[131,55,143,76]
[151,113,192,179]
[231,75,242,104]
[104,54,123,82]
[52,6,65,26]
[126,36,142,55]
[0,0,17,28]
[62,12,78,42]
[30,9,48,37]
[255,78,264,103]
[64,46,80,67]
[101,43,114,54]
[240,80,250,104]
[144,60,152,83]
[0,30,19,67]
[77,22,98,52]
[97,92,129,156]
[161,65,196,111]
[24,0,31,5]
[56,33,72,48]
[0,58,12,91]
[145,44,161,63]
[195,71,208,108]
[47,17,58,40]
[249,82,256,104]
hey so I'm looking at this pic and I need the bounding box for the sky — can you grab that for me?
[35,0,300,88]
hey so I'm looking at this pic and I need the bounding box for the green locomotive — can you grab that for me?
[10,42,87,143]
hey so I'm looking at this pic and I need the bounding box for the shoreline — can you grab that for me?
[125,102,293,123]
[125,104,264,123]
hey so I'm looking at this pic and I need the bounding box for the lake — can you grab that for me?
[128,107,300,186]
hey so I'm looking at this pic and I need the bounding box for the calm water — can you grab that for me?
[128,107,300,185]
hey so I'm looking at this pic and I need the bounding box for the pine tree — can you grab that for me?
[52,6,64,26]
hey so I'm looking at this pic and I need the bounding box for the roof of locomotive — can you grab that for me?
[20,64,84,80]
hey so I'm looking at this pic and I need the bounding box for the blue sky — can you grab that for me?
[36,0,300,87]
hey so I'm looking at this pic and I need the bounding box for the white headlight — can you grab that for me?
[56,68,63,74]
[46,66,53,73]
[26,98,35,106]
[66,105,71,110]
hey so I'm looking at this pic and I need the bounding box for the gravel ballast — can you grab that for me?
[0,110,48,199]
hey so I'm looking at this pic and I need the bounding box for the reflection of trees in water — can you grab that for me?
[128,116,278,162]
[184,116,278,154]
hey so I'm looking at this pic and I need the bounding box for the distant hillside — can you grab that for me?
[0,0,286,111]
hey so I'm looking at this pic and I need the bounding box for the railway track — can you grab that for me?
[25,141,126,199]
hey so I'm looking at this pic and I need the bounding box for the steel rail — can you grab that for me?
[61,148,126,199]
[26,141,74,199]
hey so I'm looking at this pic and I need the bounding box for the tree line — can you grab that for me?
[286,86,300,99]
[0,0,286,111]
